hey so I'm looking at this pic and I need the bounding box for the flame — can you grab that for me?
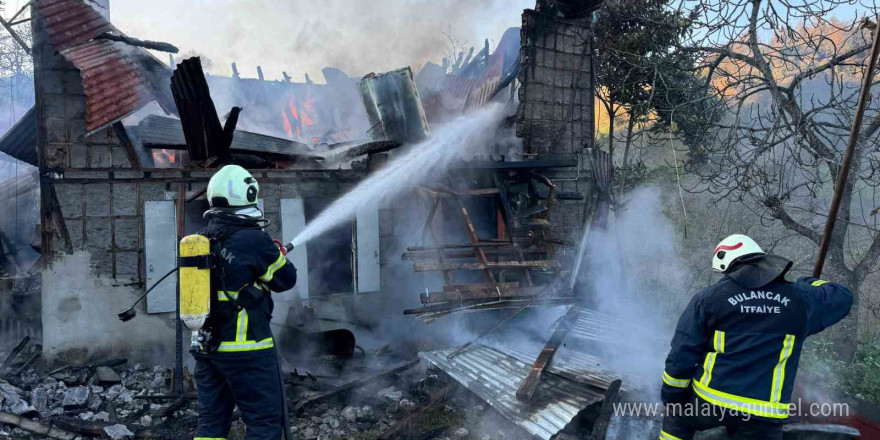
[152,149,178,167]
[282,109,293,138]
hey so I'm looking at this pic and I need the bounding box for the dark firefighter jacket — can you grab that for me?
[201,213,297,354]
[661,254,852,420]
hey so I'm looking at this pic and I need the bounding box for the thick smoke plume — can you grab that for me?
[579,187,689,398]
[111,0,533,81]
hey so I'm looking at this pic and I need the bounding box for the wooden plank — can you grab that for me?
[589,379,622,440]
[402,248,545,260]
[378,385,451,440]
[421,197,453,284]
[413,260,557,272]
[456,199,495,284]
[406,242,513,251]
[113,122,142,169]
[292,360,419,414]
[443,282,519,292]
[421,286,546,304]
[516,304,582,401]
[416,186,499,198]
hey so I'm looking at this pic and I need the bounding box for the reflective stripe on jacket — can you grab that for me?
[661,274,852,420]
[202,215,297,353]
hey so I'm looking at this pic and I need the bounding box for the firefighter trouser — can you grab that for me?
[660,396,783,440]
[193,348,284,440]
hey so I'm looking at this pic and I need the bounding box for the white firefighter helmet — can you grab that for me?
[207,165,259,208]
[712,234,764,272]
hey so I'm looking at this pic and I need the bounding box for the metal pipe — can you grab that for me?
[174,183,185,396]
[813,18,880,278]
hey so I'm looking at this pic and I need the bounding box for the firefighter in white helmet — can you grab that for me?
[193,165,297,440]
[658,234,852,440]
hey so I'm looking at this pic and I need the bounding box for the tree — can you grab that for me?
[593,0,714,192]
[677,0,880,358]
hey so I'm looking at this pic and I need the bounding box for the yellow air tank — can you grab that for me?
[179,234,212,349]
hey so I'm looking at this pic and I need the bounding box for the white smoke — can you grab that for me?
[110,0,534,82]
[579,187,690,399]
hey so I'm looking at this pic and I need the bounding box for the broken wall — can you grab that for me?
[516,9,594,254]
[31,7,374,362]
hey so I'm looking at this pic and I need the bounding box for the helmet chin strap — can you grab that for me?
[204,206,265,220]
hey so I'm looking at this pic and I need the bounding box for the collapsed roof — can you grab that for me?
[35,0,176,134]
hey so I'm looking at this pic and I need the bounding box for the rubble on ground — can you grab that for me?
[0,345,530,440]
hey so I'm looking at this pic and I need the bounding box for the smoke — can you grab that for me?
[577,187,690,399]
[291,104,507,247]
[110,0,534,82]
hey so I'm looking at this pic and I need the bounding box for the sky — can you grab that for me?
[97,0,534,83]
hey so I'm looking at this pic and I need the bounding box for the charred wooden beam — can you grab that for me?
[292,360,419,415]
[96,32,179,53]
[589,379,622,440]
[413,260,557,272]
[378,385,451,440]
[170,57,238,164]
[113,122,142,170]
[0,413,76,440]
[420,286,547,304]
[516,304,582,401]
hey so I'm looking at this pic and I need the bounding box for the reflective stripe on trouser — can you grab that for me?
[659,430,686,440]
[662,371,690,388]
[691,380,790,419]
[194,349,283,440]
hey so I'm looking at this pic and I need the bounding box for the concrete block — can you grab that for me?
[114,251,140,282]
[545,50,555,69]
[45,143,68,169]
[114,218,138,250]
[64,94,86,120]
[43,71,63,94]
[279,183,301,199]
[111,147,131,168]
[55,184,84,219]
[89,145,112,168]
[63,70,85,95]
[46,117,68,143]
[88,250,113,277]
[65,219,83,250]
[85,218,112,251]
[62,386,90,409]
[138,182,167,203]
[69,119,87,142]
[84,184,111,217]
[69,143,88,168]
[44,93,66,118]
[112,183,137,216]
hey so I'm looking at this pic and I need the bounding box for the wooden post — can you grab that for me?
[814,18,880,278]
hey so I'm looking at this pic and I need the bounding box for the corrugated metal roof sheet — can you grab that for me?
[0,107,37,166]
[134,115,320,158]
[420,345,606,440]
[37,0,113,51]
[35,0,174,133]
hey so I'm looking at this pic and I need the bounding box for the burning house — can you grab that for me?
[0,0,687,438]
